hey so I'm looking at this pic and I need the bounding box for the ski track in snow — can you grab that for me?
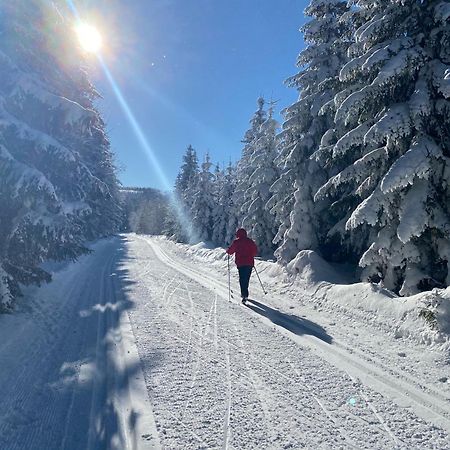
[128,235,450,449]
[149,237,450,424]
[0,234,449,449]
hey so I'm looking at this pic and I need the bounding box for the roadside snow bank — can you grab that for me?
[286,250,342,284]
[285,250,450,349]
[156,236,450,349]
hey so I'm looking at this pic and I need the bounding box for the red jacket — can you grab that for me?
[226,229,258,267]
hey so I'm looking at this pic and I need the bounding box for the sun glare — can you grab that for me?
[76,23,102,53]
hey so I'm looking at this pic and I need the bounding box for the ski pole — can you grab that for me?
[253,265,267,295]
[227,254,231,302]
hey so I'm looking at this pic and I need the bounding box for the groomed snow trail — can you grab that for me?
[126,235,450,449]
[0,235,449,449]
[0,237,160,450]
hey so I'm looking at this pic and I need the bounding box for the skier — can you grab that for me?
[226,228,258,303]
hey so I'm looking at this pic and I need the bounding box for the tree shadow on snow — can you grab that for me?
[74,235,162,450]
[245,299,333,344]
[0,235,165,450]
[34,236,161,450]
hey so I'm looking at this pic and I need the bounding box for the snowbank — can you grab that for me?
[285,250,450,347]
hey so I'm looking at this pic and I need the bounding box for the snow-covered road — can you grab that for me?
[0,235,449,449]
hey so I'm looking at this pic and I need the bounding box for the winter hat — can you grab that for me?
[236,228,247,239]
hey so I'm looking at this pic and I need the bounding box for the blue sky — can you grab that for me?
[86,1,308,190]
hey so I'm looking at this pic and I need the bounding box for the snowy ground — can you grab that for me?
[0,234,449,449]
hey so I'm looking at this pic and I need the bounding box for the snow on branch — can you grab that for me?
[434,2,450,23]
[0,144,57,200]
[11,75,96,127]
[1,105,111,197]
[397,179,428,244]
[333,84,361,110]
[409,78,432,121]
[335,85,377,125]
[355,13,384,44]
[364,103,411,146]
[346,186,386,229]
[380,136,442,194]
[333,120,373,157]
[316,146,387,200]
[372,48,425,87]
[0,106,77,162]
[355,175,377,197]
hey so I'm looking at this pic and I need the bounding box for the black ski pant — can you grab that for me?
[238,266,253,299]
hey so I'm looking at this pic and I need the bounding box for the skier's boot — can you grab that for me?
[242,297,247,304]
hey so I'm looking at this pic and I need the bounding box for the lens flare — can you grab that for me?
[66,0,198,242]
[76,23,102,53]
[99,57,199,243]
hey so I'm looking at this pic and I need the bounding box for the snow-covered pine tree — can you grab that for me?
[212,162,237,246]
[162,201,182,241]
[242,105,279,255]
[0,1,121,309]
[224,163,239,246]
[315,0,450,294]
[191,153,215,242]
[165,145,199,242]
[271,0,351,264]
[175,145,199,197]
[234,98,267,231]
[266,135,295,253]
[74,113,123,240]
[211,164,226,245]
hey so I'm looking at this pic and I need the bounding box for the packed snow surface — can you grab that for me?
[0,234,449,449]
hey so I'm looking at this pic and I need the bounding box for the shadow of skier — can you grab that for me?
[244,299,333,344]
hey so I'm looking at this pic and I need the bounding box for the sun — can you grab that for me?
[76,23,102,53]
